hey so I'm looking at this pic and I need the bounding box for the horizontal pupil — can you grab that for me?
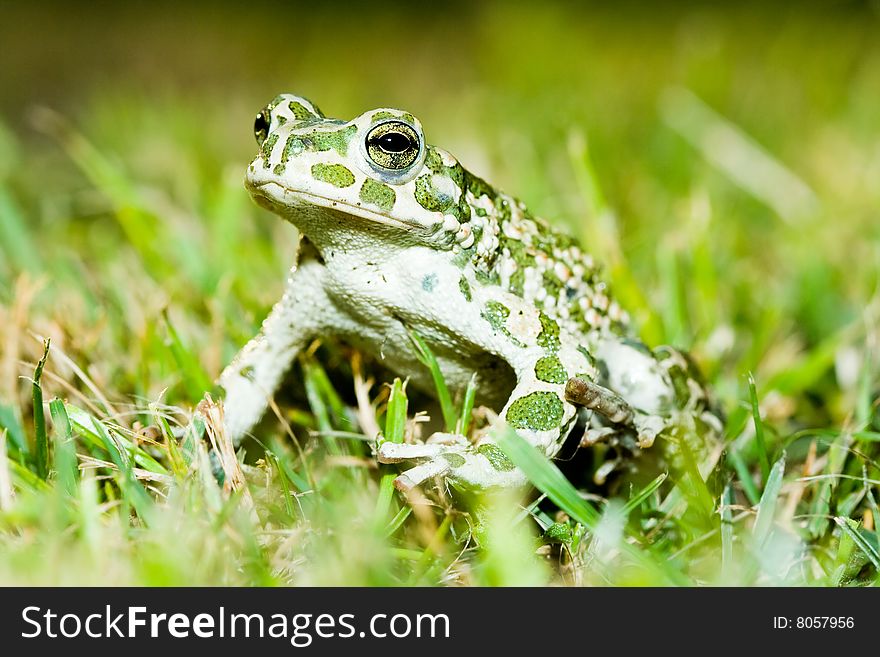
[376,132,412,153]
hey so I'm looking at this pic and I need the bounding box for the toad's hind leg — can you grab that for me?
[377,439,527,491]
[376,286,595,491]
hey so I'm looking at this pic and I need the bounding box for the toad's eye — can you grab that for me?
[254,108,271,145]
[365,121,420,170]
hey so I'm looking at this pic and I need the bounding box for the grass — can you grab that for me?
[0,2,879,586]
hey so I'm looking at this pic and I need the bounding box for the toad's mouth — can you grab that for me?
[248,180,416,232]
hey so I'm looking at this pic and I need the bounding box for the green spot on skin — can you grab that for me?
[304,125,357,156]
[505,392,565,432]
[535,355,568,384]
[481,301,525,347]
[372,110,396,121]
[509,267,525,296]
[454,196,471,223]
[446,162,465,189]
[422,273,438,292]
[544,522,573,544]
[537,311,561,352]
[576,345,596,368]
[442,453,466,468]
[466,172,496,199]
[415,175,451,212]
[542,270,563,302]
[261,133,278,168]
[289,101,320,122]
[477,444,515,471]
[482,301,509,331]
[282,134,305,164]
[273,163,285,175]
[311,163,355,188]
[499,234,536,299]
[359,178,396,212]
[418,148,469,221]
[425,147,444,174]
[495,196,511,222]
[452,246,475,269]
[459,276,472,302]
[474,268,501,286]
[624,338,653,355]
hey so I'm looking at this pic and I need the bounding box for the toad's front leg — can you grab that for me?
[378,291,595,491]
[219,255,330,443]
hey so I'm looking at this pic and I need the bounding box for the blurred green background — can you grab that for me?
[3,0,878,413]
[0,1,878,585]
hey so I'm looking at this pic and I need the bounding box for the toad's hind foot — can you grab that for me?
[565,376,665,448]
[376,436,526,491]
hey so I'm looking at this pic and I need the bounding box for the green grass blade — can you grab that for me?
[268,437,312,492]
[408,330,456,432]
[623,472,667,515]
[495,427,599,528]
[855,347,874,427]
[0,430,12,508]
[67,405,154,523]
[8,457,52,492]
[456,373,477,436]
[0,404,28,457]
[808,431,852,539]
[831,516,856,586]
[300,357,331,433]
[866,485,880,562]
[180,412,205,467]
[834,517,880,571]
[162,310,212,401]
[308,357,355,432]
[752,452,785,548]
[264,450,296,519]
[496,427,688,585]
[32,339,50,479]
[748,373,771,485]
[153,410,189,476]
[727,449,761,506]
[385,505,412,537]
[375,378,408,522]
[667,429,717,532]
[49,398,78,497]
[720,482,736,581]
[300,356,344,456]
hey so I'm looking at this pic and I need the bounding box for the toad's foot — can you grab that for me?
[565,377,666,449]
[377,436,526,491]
